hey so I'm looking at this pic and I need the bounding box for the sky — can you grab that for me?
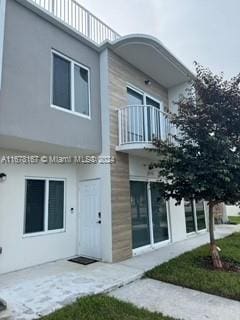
[80,0,240,79]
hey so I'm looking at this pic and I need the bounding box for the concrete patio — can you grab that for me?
[0,224,239,320]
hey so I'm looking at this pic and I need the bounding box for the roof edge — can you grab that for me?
[100,34,195,80]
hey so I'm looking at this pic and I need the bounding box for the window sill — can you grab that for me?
[196,228,207,234]
[51,104,91,120]
[133,239,170,256]
[186,229,207,237]
[22,228,66,239]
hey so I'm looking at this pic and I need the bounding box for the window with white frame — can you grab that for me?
[52,51,90,118]
[24,178,65,234]
[184,199,206,233]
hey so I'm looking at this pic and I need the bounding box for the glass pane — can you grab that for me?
[146,97,160,109]
[146,97,160,141]
[48,181,64,230]
[25,180,45,233]
[53,54,71,110]
[150,183,169,243]
[74,65,90,116]
[127,88,144,142]
[184,200,196,233]
[130,181,150,249]
[196,200,206,230]
[127,88,143,105]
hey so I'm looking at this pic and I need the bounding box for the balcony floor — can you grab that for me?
[116,143,159,159]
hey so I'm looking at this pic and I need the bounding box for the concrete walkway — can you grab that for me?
[0,225,239,319]
[119,225,240,272]
[0,261,142,320]
[110,278,240,320]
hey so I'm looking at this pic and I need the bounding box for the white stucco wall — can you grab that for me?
[168,82,189,113]
[0,0,6,89]
[0,49,114,274]
[69,49,112,264]
[226,205,240,217]
[0,148,113,274]
[0,149,78,274]
[129,155,187,243]
[168,198,187,242]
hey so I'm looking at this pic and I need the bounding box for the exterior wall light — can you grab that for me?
[144,79,152,85]
[0,298,7,312]
[0,173,7,182]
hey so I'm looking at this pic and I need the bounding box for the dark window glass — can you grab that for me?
[74,65,89,116]
[25,180,45,233]
[184,200,196,233]
[130,181,150,249]
[53,54,71,110]
[150,183,169,243]
[146,97,160,109]
[127,87,144,105]
[196,200,206,230]
[48,181,64,230]
[127,88,144,142]
[146,97,160,141]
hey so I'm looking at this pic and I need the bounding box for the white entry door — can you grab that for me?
[79,179,102,260]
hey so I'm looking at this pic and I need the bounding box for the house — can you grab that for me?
[225,205,240,217]
[0,0,208,274]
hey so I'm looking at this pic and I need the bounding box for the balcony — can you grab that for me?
[25,0,120,45]
[116,105,175,156]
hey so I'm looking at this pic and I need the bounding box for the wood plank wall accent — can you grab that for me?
[108,50,169,262]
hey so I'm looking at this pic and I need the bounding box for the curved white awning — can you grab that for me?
[103,34,194,88]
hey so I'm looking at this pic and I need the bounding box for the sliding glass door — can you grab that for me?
[151,182,169,243]
[196,200,206,230]
[126,87,163,143]
[184,200,196,233]
[127,87,144,142]
[146,97,161,142]
[130,181,169,250]
[131,181,150,249]
[184,199,206,233]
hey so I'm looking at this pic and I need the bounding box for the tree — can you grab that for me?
[150,63,240,269]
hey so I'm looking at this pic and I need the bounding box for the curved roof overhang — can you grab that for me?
[101,34,194,88]
[16,1,193,89]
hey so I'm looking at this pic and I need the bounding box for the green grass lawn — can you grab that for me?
[228,216,240,224]
[146,233,240,301]
[41,295,175,320]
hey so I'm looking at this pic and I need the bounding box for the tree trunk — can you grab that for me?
[209,202,223,269]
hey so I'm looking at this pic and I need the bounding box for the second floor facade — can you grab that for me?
[0,0,192,157]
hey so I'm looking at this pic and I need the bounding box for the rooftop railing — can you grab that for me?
[29,0,120,44]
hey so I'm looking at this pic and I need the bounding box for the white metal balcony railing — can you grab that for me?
[30,0,120,44]
[118,105,175,147]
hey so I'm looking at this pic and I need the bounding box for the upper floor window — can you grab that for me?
[52,51,90,118]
